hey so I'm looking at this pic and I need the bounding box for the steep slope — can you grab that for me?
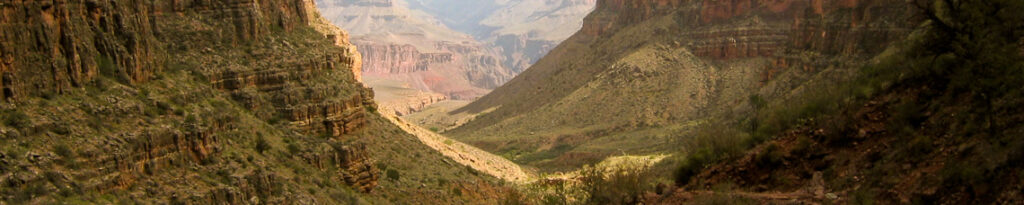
[651,1,1024,203]
[316,0,514,100]
[447,0,915,172]
[408,0,597,73]
[0,0,503,203]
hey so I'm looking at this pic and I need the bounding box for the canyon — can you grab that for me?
[1,0,1020,203]
[317,0,596,115]
[408,0,597,73]
[316,0,513,102]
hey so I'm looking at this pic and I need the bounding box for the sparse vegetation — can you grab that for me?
[579,164,652,204]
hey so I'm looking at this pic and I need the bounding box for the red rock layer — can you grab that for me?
[581,0,912,61]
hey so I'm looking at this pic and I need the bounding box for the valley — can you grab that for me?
[0,0,1021,204]
[316,0,596,117]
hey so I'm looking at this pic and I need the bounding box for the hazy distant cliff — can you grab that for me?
[410,0,597,73]
[317,0,514,100]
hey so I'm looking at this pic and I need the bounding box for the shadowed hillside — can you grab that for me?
[447,0,916,172]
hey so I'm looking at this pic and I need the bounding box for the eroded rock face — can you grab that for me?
[581,0,685,36]
[318,0,514,100]
[0,0,382,202]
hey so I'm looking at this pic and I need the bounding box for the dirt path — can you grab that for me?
[380,109,534,183]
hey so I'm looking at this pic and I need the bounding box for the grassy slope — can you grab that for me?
[446,9,871,173]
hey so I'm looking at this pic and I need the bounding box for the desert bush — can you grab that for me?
[499,189,528,205]
[580,163,652,204]
[3,110,30,128]
[255,135,271,154]
[675,123,749,185]
[755,144,784,168]
[287,143,301,155]
[386,169,400,181]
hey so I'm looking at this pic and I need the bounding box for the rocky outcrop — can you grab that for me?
[357,44,451,74]
[381,93,448,116]
[359,44,421,74]
[0,0,385,203]
[581,0,684,36]
[335,144,379,192]
[0,0,345,100]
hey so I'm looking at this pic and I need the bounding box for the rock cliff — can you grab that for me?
[0,0,499,203]
[448,0,916,171]
[409,0,597,73]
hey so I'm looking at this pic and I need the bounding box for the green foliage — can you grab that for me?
[755,144,784,168]
[906,0,1024,132]
[54,144,78,168]
[499,189,528,205]
[386,169,401,181]
[580,164,652,204]
[451,187,462,196]
[94,54,130,84]
[3,110,30,128]
[255,135,271,154]
[748,94,767,110]
[365,105,378,114]
[21,184,49,202]
[675,123,750,185]
[287,142,301,155]
[54,144,74,159]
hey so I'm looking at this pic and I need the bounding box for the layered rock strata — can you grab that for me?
[0,0,385,203]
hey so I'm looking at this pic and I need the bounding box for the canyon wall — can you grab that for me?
[317,0,514,100]
[409,0,597,73]
[0,0,496,203]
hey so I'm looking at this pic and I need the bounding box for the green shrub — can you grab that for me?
[255,136,271,154]
[755,144,784,168]
[287,143,301,155]
[53,144,78,168]
[675,123,749,185]
[51,124,71,135]
[4,110,30,128]
[386,169,400,181]
[451,187,462,196]
[53,144,74,158]
[580,163,652,205]
[748,94,767,110]
[499,189,528,205]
